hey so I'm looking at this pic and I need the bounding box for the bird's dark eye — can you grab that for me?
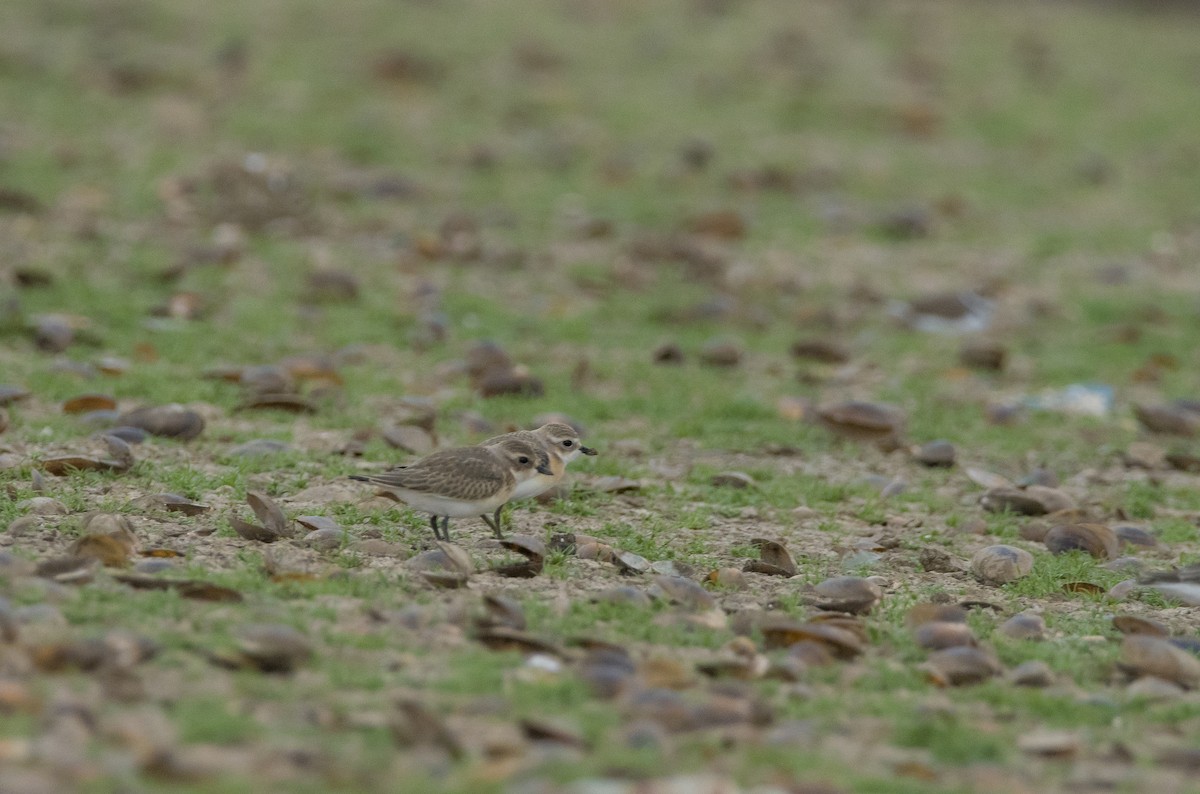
[519,456,530,464]
[562,440,574,447]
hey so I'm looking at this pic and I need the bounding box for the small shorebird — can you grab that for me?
[479,422,597,532]
[349,438,551,540]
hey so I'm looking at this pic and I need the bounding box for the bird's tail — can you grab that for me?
[348,475,370,482]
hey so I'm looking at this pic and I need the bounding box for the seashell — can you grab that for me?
[1108,579,1138,600]
[613,550,651,575]
[805,613,870,642]
[1062,581,1105,596]
[41,454,129,475]
[921,646,1003,686]
[1023,486,1076,512]
[997,612,1046,641]
[652,341,685,365]
[914,621,977,650]
[1104,556,1147,574]
[105,426,148,444]
[1018,521,1051,542]
[1009,660,1054,687]
[500,534,545,563]
[917,546,960,573]
[980,487,1047,515]
[1114,525,1158,549]
[711,471,754,488]
[1019,468,1059,488]
[1117,636,1200,689]
[698,338,743,367]
[965,467,1015,490]
[1165,450,1200,472]
[707,567,748,588]
[518,718,589,750]
[119,404,205,440]
[0,385,31,405]
[579,649,638,699]
[1134,403,1200,436]
[760,618,864,659]
[382,424,435,455]
[229,439,292,457]
[817,401,906,444]
[408,543,473,587]
[790,338,849,364]
[35,555,100,584]
[246,491,289,535]
[808,576,881,614]
[147,493,209,515]
[1111,615,1168,638]
[23,497,69,515]
[959,339,1007,371]
[576,542,614,562]
[474,626,564,658]
[786,640,836,667]
[112,573,243,602]
[913,440,956,467]
[229,515,284,543]
[477,594,526,631]
[303,527,344,550]
[237,393,319,413]
[1017,729,1081,759]
[62,394,117,414]
[906,602,968,628]
[750,538,797,576]
[648,575,716,611]
[1043,523,1119,560]
[236,624,313,673]
[1126,676,1186,701]
[591,586,653,607]
[971,545,1034,585]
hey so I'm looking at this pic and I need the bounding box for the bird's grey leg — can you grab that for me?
[429,514,442,540]
[440,515,451,541]
[482,507,505,539]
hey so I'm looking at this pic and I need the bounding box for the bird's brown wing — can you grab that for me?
[480,429,539,448]
[362,447,509,500]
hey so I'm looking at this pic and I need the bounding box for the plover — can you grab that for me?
[350,438,551,540]
[479,422,597,531]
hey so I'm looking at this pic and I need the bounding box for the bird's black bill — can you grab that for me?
[580,445,598,456]
[536,463,553,475]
